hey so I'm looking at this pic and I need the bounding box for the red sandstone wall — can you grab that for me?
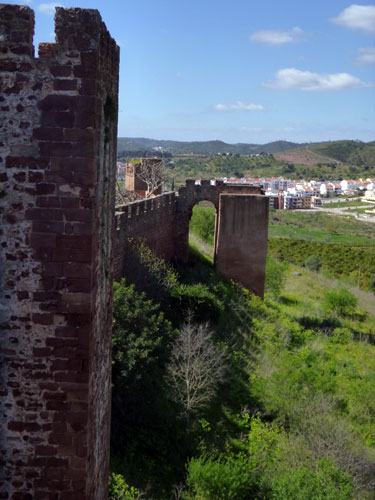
[215,194,269,298]
[113,192,176,280]
[0,5,119,499]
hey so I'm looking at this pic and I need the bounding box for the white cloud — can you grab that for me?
[331,4,375,33]
[264,68,373,91]
[215,101,264,111]
[354,47,375,65]
[5,0,32,4]
[37,2,62,15]
[250,27,303,45]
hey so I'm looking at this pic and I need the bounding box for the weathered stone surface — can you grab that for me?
[215,194,269,298]
[0,4,119,499]
[113,181,269,298]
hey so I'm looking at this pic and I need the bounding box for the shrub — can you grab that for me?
[271,458,354,500]
[108,473,141,500]
[187,453,256,500]
[186,417,282,499]
[329,327,353,344]
[265,257,288,298]
[323,288,358,317]
[170,283,223,323]
[305,255,322,272]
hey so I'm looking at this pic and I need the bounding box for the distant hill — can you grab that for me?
[307,140,375,167]
[117,137,306,156]
[275,147,342,166]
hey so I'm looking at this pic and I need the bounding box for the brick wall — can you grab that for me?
[0,5,119,499]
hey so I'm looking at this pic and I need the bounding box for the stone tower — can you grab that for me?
[0,5,119,498]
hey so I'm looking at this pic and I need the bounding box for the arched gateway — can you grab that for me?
[0,5,268,499]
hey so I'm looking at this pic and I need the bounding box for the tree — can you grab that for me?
[166,318,226,423]
[137,158,164,197]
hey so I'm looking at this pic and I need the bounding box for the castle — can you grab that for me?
[0,5,268,498]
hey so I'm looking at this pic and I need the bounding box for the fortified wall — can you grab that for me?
[0,4,268,499]
[114,180,269,297]
[0,5,119,499]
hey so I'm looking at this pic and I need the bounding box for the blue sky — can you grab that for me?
[11,0,375,143]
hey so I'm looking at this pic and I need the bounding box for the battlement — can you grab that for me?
[116,191,175,221]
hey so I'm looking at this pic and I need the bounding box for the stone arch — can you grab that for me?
[175,179,221,263]
[188,199,218,261]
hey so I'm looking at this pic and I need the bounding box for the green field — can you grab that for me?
[323,200,369,208]
[269,209,375,241]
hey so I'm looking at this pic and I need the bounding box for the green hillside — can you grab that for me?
[308,140,375,168]
[110,207,375,498]
[117,137,305,156]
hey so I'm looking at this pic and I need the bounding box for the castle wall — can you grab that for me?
[0,5,119,499]
[113,192,177,280]
[215,194,269,298]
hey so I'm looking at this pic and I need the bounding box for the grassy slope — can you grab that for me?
[269,209,375,242]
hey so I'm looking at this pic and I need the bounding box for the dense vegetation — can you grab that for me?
[109,207,375,499]
[267,209,375,291]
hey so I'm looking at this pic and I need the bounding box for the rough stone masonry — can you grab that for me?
[0,3,269,499]
[0,4,119,499]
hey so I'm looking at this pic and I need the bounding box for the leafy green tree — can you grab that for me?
[112,279,176,382]
[111,280,182,492]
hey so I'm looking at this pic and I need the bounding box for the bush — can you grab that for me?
[187,453,256,500]
[305,255,322,272]
[323,288,358,317]
[271,458,353,500]
[186,417,282,499]
[170,283,223,323]
[108,473,141,500]
[265,257,288,298]
[329,327,353,344]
